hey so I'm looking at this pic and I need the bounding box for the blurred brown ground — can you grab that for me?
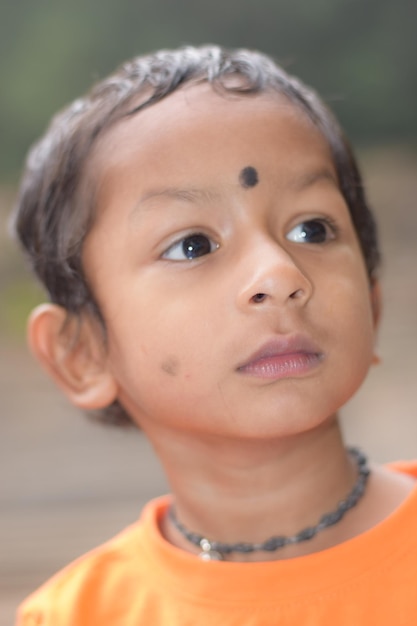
[1,148,417,625]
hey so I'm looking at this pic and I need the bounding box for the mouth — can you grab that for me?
[237,335,324,380]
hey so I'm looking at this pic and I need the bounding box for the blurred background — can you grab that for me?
[1,1,416,623]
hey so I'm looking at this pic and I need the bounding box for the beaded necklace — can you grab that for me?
[168,447,370,560]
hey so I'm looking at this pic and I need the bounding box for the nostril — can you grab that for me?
[251,293,267,304]
[289,288,304,300]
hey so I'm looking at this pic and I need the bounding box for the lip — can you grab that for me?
[237,334,324,380]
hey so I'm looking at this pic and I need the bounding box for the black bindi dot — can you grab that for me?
[239,166,259,189]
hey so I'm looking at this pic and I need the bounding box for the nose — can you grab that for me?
[236,238,313,311]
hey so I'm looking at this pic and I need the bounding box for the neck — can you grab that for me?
[147,417,364,561]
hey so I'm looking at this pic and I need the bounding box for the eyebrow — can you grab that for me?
[134,186,222,211]
[292,167,338,191]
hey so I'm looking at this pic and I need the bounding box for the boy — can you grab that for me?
[13,45,417,624]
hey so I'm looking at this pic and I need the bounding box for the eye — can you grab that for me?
[163,233,219,261]
[286,218,336,244]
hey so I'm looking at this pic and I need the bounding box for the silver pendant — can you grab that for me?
[199,538,223,561]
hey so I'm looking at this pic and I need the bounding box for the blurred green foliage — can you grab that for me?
[1,0,416,183]
[0,278,44,339]
[1,0,416,339]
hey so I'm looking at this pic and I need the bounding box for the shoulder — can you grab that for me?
[17,523,140,626]
[16,498,168,626]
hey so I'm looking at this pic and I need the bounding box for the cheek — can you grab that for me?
[318,257,376,344]
[331,286,376,368]
[105,308,228,432]
[105,294,215,385]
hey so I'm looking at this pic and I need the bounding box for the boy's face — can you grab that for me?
[82,85,379,440]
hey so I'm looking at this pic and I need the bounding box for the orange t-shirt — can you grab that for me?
[17,462,417,625]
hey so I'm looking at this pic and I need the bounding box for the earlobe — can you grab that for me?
[28,304,118,410]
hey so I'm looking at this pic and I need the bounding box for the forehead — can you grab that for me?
[88,85,336,202]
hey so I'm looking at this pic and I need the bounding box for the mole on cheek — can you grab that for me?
[161,357,180,376]
[239,166,259,189]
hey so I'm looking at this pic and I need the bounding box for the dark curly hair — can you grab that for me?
[12,45,380,426]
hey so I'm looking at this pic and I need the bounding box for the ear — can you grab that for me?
[370,279,382,330]
[370,280,382,365]
[27,304,118,410]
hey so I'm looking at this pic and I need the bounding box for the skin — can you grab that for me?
[30,85,415,560]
